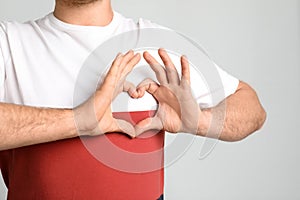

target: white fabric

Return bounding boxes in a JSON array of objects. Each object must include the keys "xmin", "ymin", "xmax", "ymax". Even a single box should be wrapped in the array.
[
  {"xmin": 0, "ymin": 11, "xmax": 239, "ymax": 111},
  {"xmin": 0, "ymin": 23, "xmax": 8, "ymax": 102}
]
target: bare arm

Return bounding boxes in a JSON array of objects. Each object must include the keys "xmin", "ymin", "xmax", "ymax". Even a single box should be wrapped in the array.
[
  {"xmin": 199, "ymin": 81, "xmax": 266, "ymax": 141},
  {"xmin": 0, "ymin": 104, "xmax": 76, "ymax": 150},
  {"xmin": 135, "ymin": 49, "xmax": 266, "ymax": 142},
  {"xmin": 0, "ymin": 50, "xmax": 141, "ymax": 151}
]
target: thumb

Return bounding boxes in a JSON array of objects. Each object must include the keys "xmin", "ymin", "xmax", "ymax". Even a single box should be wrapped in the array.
[
  {"xmin": 113, "ymin": 119, "xmax": 136, "ymax": 138},
  {"xmin": 135, "ymin": 116, "xmax": 163, "ymax": 137}
]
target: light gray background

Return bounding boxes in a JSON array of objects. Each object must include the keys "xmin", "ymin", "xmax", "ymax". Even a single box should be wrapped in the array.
[{"xmin": 0, "ymin": 0, "xmax": 299, "ymax": 199}]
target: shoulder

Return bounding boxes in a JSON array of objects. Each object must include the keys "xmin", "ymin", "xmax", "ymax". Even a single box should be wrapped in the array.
[
  {"xmin": 0, "ymin": 21, "xmax": 10, "ymax": 64},
  {"xmin": 115, "ymin": 11, "xmax": 170, "ymax": 31},
  {"xmin": 0, "ymin": 21, "xmax": 8, "ymax": 40},
  {"xmin": 0, "ymin": 19, "xmax": 39, "ymax": 39},
  {"xmin": 137, "ymin": 18, "xmax": 168, "ymax": 29}
]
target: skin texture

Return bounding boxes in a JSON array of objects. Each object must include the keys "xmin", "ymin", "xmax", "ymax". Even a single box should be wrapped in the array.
[
  {"xmin": 74, "ymin": 51, "xmax": 141, "ymax": 137},
  {"xmin": 0, "ymin": 0, "xmax": 266, "ymax": 150},
  {"xmin": 58, "ymin": 0, "xmax": 101, "ymax": 7},
  {"xmin": 54, "ymin": 0, "xmax": 113, "ymax": 26},
  {"xmin": 134, "ymin": 49, "xmax": 266, "ymax": 141},
  {"xmin": 135, "ymin": 50, "xmax": 200, "ymax": 135}
]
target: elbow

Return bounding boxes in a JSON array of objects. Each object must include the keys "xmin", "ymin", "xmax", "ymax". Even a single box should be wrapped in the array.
[
  {"xmin": 222, "ymin": 133, "xmax": 250, "ymax": 142},
  {"xmin": 229, "ymin": 106, "xmax": 267, "ymax": 142},
  {"xmin": 236, "ymin": 82, "xmax": 267, "ymax": 141},
  {"xmin": 256, "ymin": 106, "xmax": 267, "ymax": 131},
  {"xmin": 221, "ymin": 105, "xmax": 267, "ymax": 143}
]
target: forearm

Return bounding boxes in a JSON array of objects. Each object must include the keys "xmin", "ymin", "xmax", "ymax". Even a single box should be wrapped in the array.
[
  {"xmin": 198, "ymin": 81, "xmax": 266, "ymax": 141},
  {"xmin": 0, "ymin": 103, "xmax": 78, "ymax": 150}
]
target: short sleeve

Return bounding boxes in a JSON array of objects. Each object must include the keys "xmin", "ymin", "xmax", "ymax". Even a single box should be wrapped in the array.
[
  {"xmin": 191, "ymin": 63, "xmax": 239, "ymax": 109},
  {"xmin": 0, "ymin": 50, "xmax": 4, "ymax": 80},
  {"xmin": 0, "ymin": 23, "xmax": 6, "ymax": 101},
  {"xmin": 137, "ymin": 19, "xmax": 239, "ymax": 108},
  {"xmin": 216, "ymin": 64, "xmax": 239, "ymax": 99}
]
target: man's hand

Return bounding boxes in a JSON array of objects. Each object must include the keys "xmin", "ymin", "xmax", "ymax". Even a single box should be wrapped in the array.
[
  {"xmin": 0, "ymin": 50, "xmax": 141, "ymax": 150},
  {"xmin": 134, "ymin": 49, "xmax": 203, "ymax": 136},
  {"xmin": 74, "ymin": 50, "xmax": 141, "ymax": 138},
  {"xmin": 133, "ymin": 49, "xmax": 266, "ymax": 141}
]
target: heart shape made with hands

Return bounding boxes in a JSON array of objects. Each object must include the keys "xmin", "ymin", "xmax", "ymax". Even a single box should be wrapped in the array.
[
  {"xmin": 74, "ymin": 49, "xmax": 201, "ymax": 139},
  {"xmin": 111, "ymin": 49, "xmax": 201, "ymax": 138}
]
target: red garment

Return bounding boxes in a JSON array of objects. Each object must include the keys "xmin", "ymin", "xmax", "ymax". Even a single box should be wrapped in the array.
[{"xmin": 0, "ymin": 111, "xmax": 164, "ymax": 200}]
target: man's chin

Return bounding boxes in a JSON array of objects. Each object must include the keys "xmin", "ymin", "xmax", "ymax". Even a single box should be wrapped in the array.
[{"xmin": 58, "ymin": 0, "xmax": 101, "ymax": 7}]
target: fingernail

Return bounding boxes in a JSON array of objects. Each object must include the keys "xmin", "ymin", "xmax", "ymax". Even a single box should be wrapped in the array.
[{"xmin": 182, "ymin": 55, "xmax": 188, "ymax": 60}]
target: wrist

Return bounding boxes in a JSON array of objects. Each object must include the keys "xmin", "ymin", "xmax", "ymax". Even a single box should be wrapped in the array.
[{"xmin": 196, "ymin": 109, "xmax": 212, "ymax": 136}]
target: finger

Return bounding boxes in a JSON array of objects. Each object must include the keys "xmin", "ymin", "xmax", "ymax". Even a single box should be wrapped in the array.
[
  {"xmin": 106, "ymin": 53, "xmax": 124, "ymax": 78},
  {"xmin": 123, "ymin": 81, "xmax": 138, "ymax": 98},
  {"xmin": 102, "ymin": 53, "xmax": 124, "ymax": 89},
  {"xmin": 135, "ymin": 116, "xmax": 163, "ymax": 137},
  {"xmin": 122, "ymin": 53, "xmax": 141, "ymax": 76},
  {"xmin": 136, "ymin": 78, "xmax": 160, "ymax": 98},
  {"xmin": 181, "ymin": 55, "xmax": 191, "ymax": 86},
  {"xmin": 113, "ymin": 119, "xmax": 136, "ymax": 138},
  {"xmin": 104, "ymin": 51, "xmax": 139, "ymax": 95},
  {"xmin": 158, "ymin": 48, "xmax": 180, "ymax": 85},
  {"xmin": 143, "ymin": 51, "xmax": 168, "ymax": 85},
  {"xmin": 119, "ymin": 50, "xmax": 135, "ymax": 72}
]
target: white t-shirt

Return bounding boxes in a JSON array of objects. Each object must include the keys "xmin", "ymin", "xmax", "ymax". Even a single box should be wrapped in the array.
[
  {"xmin": 0, "ymin": 11, "xmax": 240, "ymax": 200},
  {"xmin": 0, "ymin": 11, "xmax": 238, "ymax": 111}
]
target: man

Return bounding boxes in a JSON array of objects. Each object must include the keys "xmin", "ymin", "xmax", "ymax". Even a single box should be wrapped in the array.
[{"xmin": 0, "ymin": 0, "xmax": 266, "ymax": 199}]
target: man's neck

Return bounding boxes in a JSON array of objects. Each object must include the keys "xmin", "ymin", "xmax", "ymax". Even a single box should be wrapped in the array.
[{"xmin": 53, "ymin": 0, "xmax": 113, "ymax": 26}]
